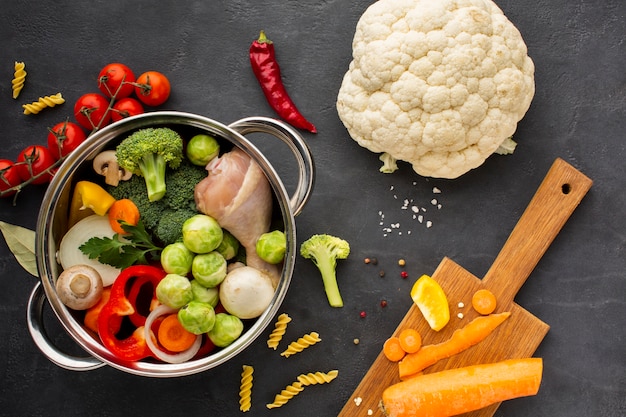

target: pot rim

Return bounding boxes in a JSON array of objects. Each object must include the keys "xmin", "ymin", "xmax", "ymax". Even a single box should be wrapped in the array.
[{"xmin": 35, "ymin": 111, "xmax": 301, "ymax": 377}]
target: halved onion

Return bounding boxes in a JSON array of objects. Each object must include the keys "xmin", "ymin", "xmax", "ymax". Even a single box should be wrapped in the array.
[{"xmin": 144, "ymin": 304, "xmax": 202, "ymax": 364}]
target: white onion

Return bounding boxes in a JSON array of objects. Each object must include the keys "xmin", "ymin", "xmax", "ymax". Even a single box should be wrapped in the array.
[{"xmin": 144, "ymin": 304, "xmax": 202, "ymax": 364}]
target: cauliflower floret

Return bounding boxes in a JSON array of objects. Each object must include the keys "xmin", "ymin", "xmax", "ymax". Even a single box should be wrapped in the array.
[{"xmin": 336, "ymin": 0, "xmax": 535, "ymax": 178}]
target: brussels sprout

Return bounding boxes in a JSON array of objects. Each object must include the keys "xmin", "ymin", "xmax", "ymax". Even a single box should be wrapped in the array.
[
  {"xmin": 256, "ymin": 230, "xmax": 287, "ymax": 264},
  {"xmin": 216, "ymin": 230, "xmax": 240, "ymax": 261},
  {"xmin": 207, "ymin": 313, "xmax": 244, "ymax": 347},
  {"xmin": 156, "ymin": 273, "xmax": 193, "ymax": 309},
  {"xmin": 182, "ymin": 214, "xmax": 223, "ymax": 254},
  {"xmin": 192, "ymin": 251, "xmax": 227, "ymax": 288},
  {"xmin": 178, "ymin": 301, "xmax": 216, "ymax": 334},
  {"xmin": 160, "ymin": 242, "xmax": 194, "ymax": 275},
  {"xmin": 190, "ymin": 279, "xmax": 219, "ymax": 307},
  {"xmin": 186, "ymin": 134, "xmax": 220, "ymax": 166}
]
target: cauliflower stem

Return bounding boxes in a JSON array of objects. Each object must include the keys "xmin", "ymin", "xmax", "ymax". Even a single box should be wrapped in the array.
[{"xmin": 300, "ymin": 234, "xmax": 350, "ymax": 308}]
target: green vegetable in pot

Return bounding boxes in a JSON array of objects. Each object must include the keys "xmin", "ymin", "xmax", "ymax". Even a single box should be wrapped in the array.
[
  {"xmin": 207, "ymin": 313, "xmax": 244, "ymax": 347},
  {"xmin": 216, "ymin": 230, "xmax": 240, "ymax": 261},
  {"xmin": 256, "ymin": 230, "xmax": 286, "ymax": 264},
  {"xmin": 115, "ymin": 127, "xmax": 184, "ymax": 202},
  {"xmin": 191, "ymin": 251, "xmax": 227, "ymax": 288},
  {"xmin": 190, "ymin": 280, "xmax": 219, "ymax": 307},
  {"xmin": 300, "ymin": 234, "xmax": 350, "ymax": 308},
  {"xmin": 178, "ymin": 301, "xmax": 216, "ymax": 334},
  {"xmin": 156, "ymin": 273, "xmax": 193, "ymax": 309},
  {"xmin": 186, "ymin": 134, "xmax": 220, "ymax": 166},
  {"xmin": 161, "ymin": 242, "xmax": 194, "ymax": 275},
  {"xmin": 182, "ymin": 214, "xmax": 223, "ymax": 254}
]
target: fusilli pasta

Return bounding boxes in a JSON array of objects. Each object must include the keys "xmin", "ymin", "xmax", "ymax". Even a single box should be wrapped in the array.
[
  {"xmin": 267, "ymin": 313, "xmax": 292, "ymax": 350},
  {"xmin": 239, "ymin": 364, "xmax": 254, "ymax": 412},
  {"xmin": 280, "ymin": 331, "xmax": 321, "ymax": 358},
  {"xmin": 297, "ymin": 370, "xmax": 339, "ymax": 386},
  {"xmin": 265, "ymin": 381, "xmax": 304, "ymax": 409},
  {"xmin": 22, "ymin": 93, "xmax": 65, "ymax": 115},
  {"xmin": 12, "ymin": 61, "xmax": 26, "ymax": 99}
]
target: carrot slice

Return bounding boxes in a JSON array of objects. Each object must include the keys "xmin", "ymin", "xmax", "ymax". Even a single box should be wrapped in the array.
[
  {"xmin": 157, "ymin": 314, "xmax": 197, "ymax": 353},
  {"xmin": 383, "ymin": 336, "xmax": 406, "ymax": 362},
  {"xmin": 381, "ymin": 358, "xmax": 543, "ymax": 417},
  {"xmin": 472, "ymin": 288, "xmax": 497, "ymax": 315},
  {"xmin": 84, "ymin": 287, "xmax": 112, "ymax": 333},
  {"xmin": 108, "ymin": 198, "xmax": 140, "ymax": 234},
  {"xmin": 398, "ymin": 328, "xmax": 422, "ymax": 354},
  {"xmin": 398, "ymin": 311, "xmax": 511, "ymax": 379}
]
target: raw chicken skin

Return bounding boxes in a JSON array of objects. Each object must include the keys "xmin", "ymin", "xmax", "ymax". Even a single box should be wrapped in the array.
[{"xmin": 194, "ymin": 148, "xmax": 281, "ymax": 286}]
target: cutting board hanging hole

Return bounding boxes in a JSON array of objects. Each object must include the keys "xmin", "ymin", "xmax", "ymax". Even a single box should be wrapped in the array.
[{"xmin": 562, "ymin": 183, "xmax": 571, "ymax": 194}]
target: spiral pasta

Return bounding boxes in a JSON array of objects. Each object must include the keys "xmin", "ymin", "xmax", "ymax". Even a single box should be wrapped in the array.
[
  {"xmin": 239, "ymin": 365, "xmax": 254, "ymax": 412},
  {"xmin": 22, "ymin": 93, "xmax": 65, "ymax": 115},
  {"xmin": 297, "ymin": 370, "xmax": 339, "ymax": 386},
  {"xmin": 265, "ymin": 381, "xmax": 304, "ymax": 409},
  {"xmin": 267, "ymin": 313, "xmax": 292, "ymax": 350},
  {"xmin": 12, "ymin": 61, "xmax": 26, "ymax": 99},
  {"xmin": 280, "ymin": 331, "xmax": 321, "ymax": 358}
]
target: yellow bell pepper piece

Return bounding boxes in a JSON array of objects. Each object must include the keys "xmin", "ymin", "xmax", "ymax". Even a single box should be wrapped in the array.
[{"xmin": 68, "ymin": 181, "xmax": 116, "ymax": 228}]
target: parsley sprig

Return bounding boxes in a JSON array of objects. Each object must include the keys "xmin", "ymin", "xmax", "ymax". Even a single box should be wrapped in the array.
[{"xmin": 79, "ymin": 220, "xmax": 162, "ymax": 269}]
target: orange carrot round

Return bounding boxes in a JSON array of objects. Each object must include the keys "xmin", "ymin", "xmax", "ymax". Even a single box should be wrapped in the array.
[
  {"xmin": 157, "ymin": 314, "xmax": 197, "ymax": 353},
  {"xmin": 472, "ymin": 288, "xmax": 497, "ymax": 315},
  {"xmin": 83, "ymin": 287, "xmax": 112, "ymax": 333},
  {"xmin": 398, "ymin": 328, "xmax": 422, "ymax": 354},
  {"xmin": 108, "ymin": 198, "xmax": 140, "ymax": 234},
  {"xmin": 383, "ymin": 336, "xmax": 406, "ymax": 362}
]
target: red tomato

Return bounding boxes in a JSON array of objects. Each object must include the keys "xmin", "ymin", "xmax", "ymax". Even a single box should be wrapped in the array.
[
  {"xmin": 47, "ymin": 121, "xmax": 87, "ymax": 159},
  {"xmin": 0, "ymin": 159, "xmax": 22, "ymax": 197},
  {"xmin": 134, "ymin": 71, "xmax": 171, "ymax": 106},
  {"xmin": 98, "ymin": 63, "xmax": 136, "ymax": 98},
  {"xmin": 74, "ymin": 93, "xmax": 111, "ymax": 130},
  {"xmin": 111, "ymin": 97, "xmax": 144, "ymax": 122},
  {"xmin": 16, "ymin": 145, "xmax": 57, "ymax": 184}
]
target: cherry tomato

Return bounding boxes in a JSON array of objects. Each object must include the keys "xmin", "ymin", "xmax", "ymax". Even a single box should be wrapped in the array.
[
  {"xmin": 135, "ymin": 71, "xmax": 171, "ymax": 106},
  {"xmin": 74, "ymin": 93, "xmax": 111, "ymax": 130},
  {"xmin": 16, "ymin": 145, "xmax": 57, "ymax": 184},
  {"xmin": 111, "ymin": 97, "xmax": 144, "ymax": 122},
  {"xmin": 47, "ymin": 121, "xmax": 87, "ymax": 159},
  {"xmin": 98, "ymin": 63, "xmax": 136, "ymax": 98},
  {"xmin": 0, "ymin": 159, "xmax": 22, "ymax": 197}
]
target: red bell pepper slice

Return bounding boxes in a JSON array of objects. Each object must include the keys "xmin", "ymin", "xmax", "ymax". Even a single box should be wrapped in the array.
[{"xmin": 97, "ymin": 265, "xmax": 166, "ymax": 362}]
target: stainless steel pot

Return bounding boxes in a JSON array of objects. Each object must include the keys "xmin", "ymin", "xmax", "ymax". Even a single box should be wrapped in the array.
[{"xmin": 27, "ymin": 111, "xmax": 314, "ymax": 377}]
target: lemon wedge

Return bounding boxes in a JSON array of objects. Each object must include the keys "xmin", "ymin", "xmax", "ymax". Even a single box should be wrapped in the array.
[{"xmin": 410, "ymin": 274, "xmax": 450, "ymax": 331}]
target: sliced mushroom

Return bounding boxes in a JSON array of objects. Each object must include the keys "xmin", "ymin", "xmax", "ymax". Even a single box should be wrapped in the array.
[
  {"xmin": 55, "ymin": 264, "xmax": 104, "ymax": 310},
  {"xmin": 93, "ymin": 150, "xmax": 132, "ymax": 186}
]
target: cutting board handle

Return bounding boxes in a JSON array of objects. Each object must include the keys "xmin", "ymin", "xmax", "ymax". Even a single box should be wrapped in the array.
[{"xmin": 483, "ymin": 158, "xmax": 592, "ymax": 303}]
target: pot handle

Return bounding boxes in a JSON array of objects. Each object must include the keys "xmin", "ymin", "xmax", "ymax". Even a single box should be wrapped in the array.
[
  {"xmin": 27, "ymin": 281, "xmax": 105, "ymax": 371},
  {"xmin": 228, "ymin": 117, "xmax": 315, "ymax": 216}
]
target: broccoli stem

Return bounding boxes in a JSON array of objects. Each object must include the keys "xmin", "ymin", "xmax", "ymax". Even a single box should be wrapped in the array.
[
  {"xmin": 316, "ymin": 257, "xmax": 344, "ymax": 308},
  {"xmin": 139, "ymin": 153, "xmax": 167, "ymax": 202}
]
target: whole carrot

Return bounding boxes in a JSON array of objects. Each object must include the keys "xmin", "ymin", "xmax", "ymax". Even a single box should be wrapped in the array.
[
  {"xmin": 249, "ymin": 30, "xmax": 317, "ymax": 133},
  {"xmin": 398, "ymin": 311, "xmax": 511, "ymax": 379},
  {"xmin": 381, "ymin": 358, "xmax": 543, "ymax": 417}
]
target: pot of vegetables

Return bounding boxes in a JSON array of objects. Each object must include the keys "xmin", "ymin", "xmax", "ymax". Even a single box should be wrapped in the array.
[{"xmin": 27, "ymin": 111, "xmax": 314, "ymax": 377}]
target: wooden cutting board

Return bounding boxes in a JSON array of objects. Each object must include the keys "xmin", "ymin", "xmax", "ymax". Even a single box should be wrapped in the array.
[{"xmin": 338, "ymin": 158, "xmax": 592, "ymax": 417}]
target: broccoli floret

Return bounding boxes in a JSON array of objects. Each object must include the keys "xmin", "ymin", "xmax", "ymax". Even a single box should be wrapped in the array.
[
  {"xmin": 155, "ymin": 208, "xmax": 198, "ymax": 246},
  {"xmin": 163, "ymin": 159, "xmax": 206, "ymax": 211},
  {"xmin": 115, "ymin": 127, "xmax": 184, "ymax": 202},
  {"xmin": 300, "ymin": 234, "xmax": 350, "ymax": 307},
  {"xmin": 107, "ymin": 175, "xmax": 167, "ymax": 231}
]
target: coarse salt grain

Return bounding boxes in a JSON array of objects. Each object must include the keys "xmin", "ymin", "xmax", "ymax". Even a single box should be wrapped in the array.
[
  {"xmin": 426, "ymin": 221, "xmax": 433, "ymax": 228},
  {"xmin": 431, "ymin": 198, "xmax": 438, "ymax": 205},
  {"xmin": 354, "ymin": 397, "xmax": 363, "ymax": 406},
  {"xmin": 433, "ymin": 187, "xmax": 441, "ymax": 193},
  {"xmin": 458, "ymin": 312, "xmax": 464, "ymax": 319},
  {"xmin": 368, "ymin": 410, "xmax": 373, "ymax": 415},
  {"xmin": 458, "ymin": 302, "xmax": 465, "ymax": 308}
]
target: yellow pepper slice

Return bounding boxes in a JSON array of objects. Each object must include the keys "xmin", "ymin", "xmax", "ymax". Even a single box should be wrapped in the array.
[{"xmin": 68, "ymin": 181, "xmax": 116, "ymax": 228}]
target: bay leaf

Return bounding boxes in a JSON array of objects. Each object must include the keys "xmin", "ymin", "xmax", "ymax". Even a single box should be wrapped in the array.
[{"xmin": 0, "ymin": 221, "xmax": 38, "ymax": 277}]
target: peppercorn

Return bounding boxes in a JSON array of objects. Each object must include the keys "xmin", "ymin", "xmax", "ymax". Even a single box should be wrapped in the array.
[
  {"xmin": 398, "ymin": 258, "xmax": 406, "ymax": 267},
  {"xmin": 370, "ymin": 257, "xmax": 378, "ymax": 265},
  {"xmin": 379, "ymin": 270, "xmax": 385, "ymax": 278},
  {"xmin": 360, "ymin": 311, "xmax": 367, "ymax": 318},
  {"xmin": 364, "ymin": 257, "xmax": 371, "ymax": 264},
  {"xmin": 380, "ymin": 300, "xmax": 388, "ymax": 308},
  {"xmin": 400, "ymin": 271, "xmax": 409, "ymax": 279}
]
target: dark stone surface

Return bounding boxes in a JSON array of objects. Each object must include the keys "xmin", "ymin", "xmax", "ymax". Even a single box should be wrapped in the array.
[{"xmin": 0, "ymin": 1, "xmax": 623, "ymax": 416}]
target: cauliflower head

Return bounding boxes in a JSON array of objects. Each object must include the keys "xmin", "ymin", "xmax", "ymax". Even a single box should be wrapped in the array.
[{"xmin": 336, "ymin": 0, "xmax": 535, "ymax": 178}]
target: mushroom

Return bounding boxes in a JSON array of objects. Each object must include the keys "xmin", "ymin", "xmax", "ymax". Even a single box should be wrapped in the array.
[
  {"xmin": 55, "ymin": 264, "xmax": 104, "ymax": 310},
  {"xmin": 93, "ymin": 150, "xmax": 132, "ymax": 186},
  {"xmin": 219, "ymin": 266, "xmax": 275, "ymax": 319}
]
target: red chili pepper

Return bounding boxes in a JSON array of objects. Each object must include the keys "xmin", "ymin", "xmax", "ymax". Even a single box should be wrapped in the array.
[
  {"xmin": 249, "ymin": 30, "xmax": 317, "ymax": 133},
  {"xmin": 97, "ymin": 265, "xmax": 166, "ymax": 362}
]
